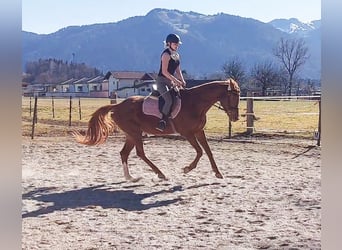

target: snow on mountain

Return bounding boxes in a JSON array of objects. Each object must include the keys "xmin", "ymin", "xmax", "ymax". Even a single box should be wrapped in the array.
[
  {"xmin": 268, "ymin": 18, "xmax": 320, "ymax": 35},
  {"xmin": 146, "ymin": 8, "xmax": 215, "ymax": 34}
]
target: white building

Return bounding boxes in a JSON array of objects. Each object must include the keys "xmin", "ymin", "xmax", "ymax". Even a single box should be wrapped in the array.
[
  {"xmin": 23, "ymin": 71, "xmax": 157, "ymax": 98},
  {"xmin": 104, "ymin": 71, "xmax": 156, "ymax": 98}
]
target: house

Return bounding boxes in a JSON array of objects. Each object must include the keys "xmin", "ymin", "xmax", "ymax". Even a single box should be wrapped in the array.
[
  {"xmin": 43, "ymin": 78, "xmax": 76, "ymax": 97},
  {"xmin": 104, "ymin": 71, "xmax": 156, "ymax": 98},
  {"xmin": 24, "ymin": 71, "xmax": 221, "ymax": 98},
  {"xmin": 40, "ymin": 76, "xmax": 106, "ymax": 97},
  {"xmin": 88, "ymin": 76, "xmax": 109, "ymax": 98},
  {"xmin": 73, "ymin": 77, "xmax": 90, "ymax": 93},
  {"xmin": 60, "ymin": 78, "xmax": 76, "ymax": 94},
  {"xmin": 22, "ymin": 82, "xmax": 46, "ymax": 97},
  {"xmin": 104, "ymin": 72, "xmax": 221, "ymax": 98},
  {"xmin": 23, "ymin": 72, "xmax": 152, "ymax": 98}
]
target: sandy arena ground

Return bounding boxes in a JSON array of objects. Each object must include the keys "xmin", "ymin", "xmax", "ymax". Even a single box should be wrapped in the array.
[{"xmin": 22, "ymin": 135, "xmax": 321, "ymax": 250}]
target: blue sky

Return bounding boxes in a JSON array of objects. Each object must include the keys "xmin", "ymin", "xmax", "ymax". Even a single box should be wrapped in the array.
[{"xmin": 22, "ymin": 0, "xmax": 321, "ymax": 34}]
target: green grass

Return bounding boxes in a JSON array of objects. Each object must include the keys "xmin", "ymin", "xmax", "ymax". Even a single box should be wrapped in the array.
[
  {"xmin": 22, "ymin": 97, "xmax": 320, "ymax": 138},
  {"xmin": 206, "ymin": 99, "xmax": 319, "ymax": 138}
]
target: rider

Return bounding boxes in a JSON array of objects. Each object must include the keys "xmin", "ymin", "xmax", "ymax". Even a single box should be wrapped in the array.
[{"xmin": 156, "ymin": 33, "xmax": 186, "ymax": 131}]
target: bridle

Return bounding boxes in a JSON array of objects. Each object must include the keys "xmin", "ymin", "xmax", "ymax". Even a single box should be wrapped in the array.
[
  {"xmin": 214, "ymin": 80, "xmax": 240, "ymax": 112},
  {"xmin": 226, "ymin": 82, "xmax": 240, "ymax": 112}
]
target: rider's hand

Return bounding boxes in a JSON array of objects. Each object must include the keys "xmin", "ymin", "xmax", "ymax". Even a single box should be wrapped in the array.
[{"xmin": 179, "ymin": 81, "xmax": 186, "ymax": 89}]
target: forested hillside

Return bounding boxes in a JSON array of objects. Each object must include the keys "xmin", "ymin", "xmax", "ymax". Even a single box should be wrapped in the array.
[{"xmin": 23, "ymin": 58, "xmax": 103, "ymax": 84}]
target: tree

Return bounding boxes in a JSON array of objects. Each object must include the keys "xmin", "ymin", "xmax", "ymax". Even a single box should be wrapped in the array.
[
  {"xmin": 181, "ymin": 69, "xmax": 193, "ymax": 80},
  {"xmin": 222, "ymin": 57, "xmax": 246, "ymax": 83},
  {"xmin": 251, "ymin": 61, "xmax": 279, "ymax": 96},
  {"xmin": 277, "ymin": 68, "xmax": 290, "ymax": 95},
  {"xmin": 24, "ymin": 58, "xmax": 103, "ymax": 84},
  {"xmin": 273, "ymin": 37, "xmax": 309, "ymax": 95}
]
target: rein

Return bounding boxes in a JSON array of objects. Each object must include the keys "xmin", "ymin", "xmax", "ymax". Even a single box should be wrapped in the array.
[
  {"xmin": 157, "ymin": 86, "xmax": 181, "ymax": 99},
  {"xmin": 214, "ymin": 102, "xmax": 224, "ymax": 110}
]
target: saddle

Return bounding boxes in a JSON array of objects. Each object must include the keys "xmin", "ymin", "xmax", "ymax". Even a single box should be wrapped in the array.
[{"xmin": 142, "ymin": 89, "xmax": 181, "ymax": 119}]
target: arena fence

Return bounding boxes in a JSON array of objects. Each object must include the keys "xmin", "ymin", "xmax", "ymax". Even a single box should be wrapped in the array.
[
  {"xmin": 237, "ymin": 93, "xmax": 321, "ymax": 145},
  {"xmin": 23, "ymin": 94, "xmax": 321, "ymax": 145}
]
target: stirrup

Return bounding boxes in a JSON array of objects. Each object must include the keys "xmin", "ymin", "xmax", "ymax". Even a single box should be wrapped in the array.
[{"xmin": 156, "ymin": 119, "xmax": 166, "ymax": 131}]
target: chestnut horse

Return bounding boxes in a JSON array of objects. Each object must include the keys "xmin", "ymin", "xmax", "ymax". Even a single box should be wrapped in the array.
[{"xmin": 74, "ymin": 78, "xmax": 240, "ymax": 181}]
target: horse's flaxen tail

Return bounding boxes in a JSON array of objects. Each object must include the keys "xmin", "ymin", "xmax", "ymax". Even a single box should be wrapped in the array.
[{"xmin": 73, "ymin": 104, "xmax": 116, "ymax": 145}]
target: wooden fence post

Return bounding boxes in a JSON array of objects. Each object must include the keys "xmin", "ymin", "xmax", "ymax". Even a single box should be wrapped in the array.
[
  {"xmin": 31, "ymin": 95, "xmax": 38, "ymax": 139},
  {"xmin": 69, "ymin": 96, "xmax": 72, "ymax": 126},
  {"xmin": 246, "ymin": 91, "xmax": 254, "ymax": 135},
  {"xmin": 110, "ymin": 91, "xmax": 117, "ymax": 104},
  {"xmin": 317, "ymin": 98, "xmax": 321, "ymax": 146},
  {"xmin": 78, "ymin": 97, "xmax": 82, "ymax": 120},
  {"xmin": 51, "ymin": 96, "xmax": 55, "ymax": 118},
  {"xmin": 29, "ymin": 96, "xmax": 32, "ymax": 117}
]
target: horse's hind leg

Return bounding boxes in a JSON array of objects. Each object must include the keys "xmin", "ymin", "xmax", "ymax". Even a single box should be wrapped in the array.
[
  {"xmin": 183, "ymin": 134, "xmax": 203, "ymax": 174},
  {"xmin": 134, "ymin": 138, "xmax": 167, "ymax": 180},
  {"xmin": 195, "ymin": 130, "xmax": 223, "ymax": 178},
  {"xmin": 120, "ymin": 137, "xmax": 141, "ymax": 182}
]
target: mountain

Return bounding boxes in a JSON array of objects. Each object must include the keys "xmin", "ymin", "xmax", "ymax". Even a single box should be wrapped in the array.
[
  {"xmin": 269, "ymin": 18, "xmax": 321, "ymax": 79},
  {"xmin": 269, "ymin": 18, "xmax": 320, "ymax": 35},
  {"xmin": 22, "ymin": 8, "xmax": 321, "ymax": 79}
]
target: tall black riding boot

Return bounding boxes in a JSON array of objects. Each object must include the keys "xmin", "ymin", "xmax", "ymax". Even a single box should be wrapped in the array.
[{"xmin": 157, "ymin": 114, "xmax": 168, "ymax": 131}]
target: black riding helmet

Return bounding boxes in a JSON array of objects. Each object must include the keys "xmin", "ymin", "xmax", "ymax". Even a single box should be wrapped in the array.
[{"xmin": 165, "ymin": 33, "xmax": 182, "ymax": 44}]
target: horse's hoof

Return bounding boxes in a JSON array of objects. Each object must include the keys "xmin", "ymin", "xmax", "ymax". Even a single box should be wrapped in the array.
[
  {"xmin": 215, "ymin": 173, "xmax": 224, "ymax": 179},
  {"xmin": 158, "ymin": 173, "xmax": 168, "ymax": 180},
  {"xmin": 128, "ymin": 177, "xmax": 142, "ymax": 183},
  {"xmin": 183, "ymin": 166, "xmax": 191, "ymax": 174}
]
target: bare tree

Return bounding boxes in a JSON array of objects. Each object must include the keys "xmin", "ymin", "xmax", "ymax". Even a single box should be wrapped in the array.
[
  {"xmin": 277, "ymin": 68, "xmax": 290, "ymax": 95},
  {"xmin": 251, "ymin": 61, "xmax": 279, "ymax": 96},
  {"xmin": 24, "ymin": 58, "xmax": 103, "ymax": 84},
  {"xmin": 181, "ymin": 69, "xmax": 193, "ymax": 80},
  {"xmin": 222, "ymin": 57, "xmax": 246, "ymax": 83},
  {"xmin": 273, "ymin": 37, "xmax": 309, "ymax": 95}
]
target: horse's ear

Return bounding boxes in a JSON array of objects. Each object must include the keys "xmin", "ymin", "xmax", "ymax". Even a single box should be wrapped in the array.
[{"xmin": 227, "ymin": 80, "xmax": 232, "ymax": 91}]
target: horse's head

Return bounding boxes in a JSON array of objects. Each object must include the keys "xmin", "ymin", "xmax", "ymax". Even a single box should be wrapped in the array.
[{"xmin": 219, "ymin": 78, "xmax": 240, "ymax": 122}]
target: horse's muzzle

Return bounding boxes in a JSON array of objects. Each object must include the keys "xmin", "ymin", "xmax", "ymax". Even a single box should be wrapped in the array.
[
  {"xmin": 231, "ymin": 117, "xmax": 239, "ymax": 122},
  {"xmin": 228, "ymin": 110, "xmax": 239, "ymax": 122}
]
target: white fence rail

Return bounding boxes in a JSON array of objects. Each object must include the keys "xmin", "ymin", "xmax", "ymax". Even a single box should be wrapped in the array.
[{"xmin": 237, "ymin": 94, "xmax": 321, "ymax": 145}]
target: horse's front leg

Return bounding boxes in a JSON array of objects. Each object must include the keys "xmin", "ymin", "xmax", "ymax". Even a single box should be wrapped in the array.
[
  {"xmin": 183, "ymin": 134, "xmax": 203, "ymax": 174},
  {"xmin": 195, "ymin": 130, "xmax": 223, "ymax": 178},
  {"xmin": 134, "ymin": 138, "xmax": 167, "ymax": 180}
]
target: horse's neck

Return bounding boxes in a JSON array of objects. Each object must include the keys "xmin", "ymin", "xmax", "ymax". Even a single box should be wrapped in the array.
[{"xmin": 189, "ymin": 82, "xmax": 224, "ymax": 112}]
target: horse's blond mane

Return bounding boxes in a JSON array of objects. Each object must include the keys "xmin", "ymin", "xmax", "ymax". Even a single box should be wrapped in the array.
[{"xmin": 185, "ymin": 79, "xmax": 240, "ymax": 95}]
